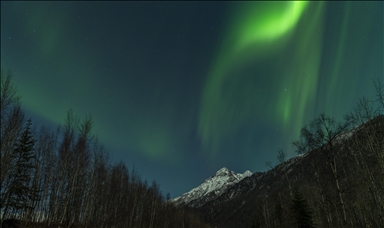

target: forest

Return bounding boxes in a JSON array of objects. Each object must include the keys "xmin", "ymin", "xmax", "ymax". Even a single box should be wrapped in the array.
[
  {"xmin": 1, "ymin": 66, "xmax": 383, "ymax": 228},
  {"xmin": 0, "ymin": 68, "xmax": 210, "ymax": 227},
  {"xmin": 193, "ymin": 79, "xmax": 383, "ymax": 228}
]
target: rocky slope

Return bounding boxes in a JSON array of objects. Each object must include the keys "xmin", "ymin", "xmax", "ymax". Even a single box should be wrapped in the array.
[{"xmin": 171, "ymin": 167, "xmax": 252, "ymax": 207}]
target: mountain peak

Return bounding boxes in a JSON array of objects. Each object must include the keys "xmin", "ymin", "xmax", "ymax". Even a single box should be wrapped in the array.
[
  {"xmin": 243, "ymin": 170, "xmax": 252, "ymax": 177},
  {"xmin": 215, "ymin": 167, "xmax": 231, "ymax": 176},
  {"xmin": 171, "ymin": 167, "xmax": 253, "ymax": 207}
]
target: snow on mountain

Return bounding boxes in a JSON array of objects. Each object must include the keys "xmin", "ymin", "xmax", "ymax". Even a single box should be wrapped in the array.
[{"xmin": 171, "ymin": 167, "xmax": 252, "ymax": 207}]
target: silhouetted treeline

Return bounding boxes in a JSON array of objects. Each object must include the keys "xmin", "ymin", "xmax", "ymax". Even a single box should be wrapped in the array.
[
  {"xmin": 194, "ymin": 79, "xmax": 383, "ymax": 228},
  {"xmin": 1, "ymin": 68, "xmax": 210, "ymax": 228},
  {"xmin": 250, "ymin": 111, "xmax": 383, "ymax": 228},
  {"xmin": 253, "ymin": 80, "xmax": 384, "ymax": 227},
  {"xmin": 256, "ymin": 82, "xmax": 383, "ymax": 228}
]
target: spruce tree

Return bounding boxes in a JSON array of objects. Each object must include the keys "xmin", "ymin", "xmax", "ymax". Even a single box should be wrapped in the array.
[
  {"xmin": 2, "ymin": 118, "xmax": 37, "ymax": 220},
  {"xmin": 290, "ymin": 187, "xmax": 315, "ymax": 228}
]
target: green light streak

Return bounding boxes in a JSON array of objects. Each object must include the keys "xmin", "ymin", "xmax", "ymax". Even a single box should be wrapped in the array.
[
  {"xmin": 198, "ymin": 2, "xmax": 326, "ymax": 157},
  {"xmin": 277, "ymin": 1, "xmax": 325, "ymax": 129},
  {"xmin": 234, "ymin": 2, "xmax": 309, "ymax": 52},
  {"xmin": 326, "ymin": 2, "xmax": 350, "ymax": 112}
]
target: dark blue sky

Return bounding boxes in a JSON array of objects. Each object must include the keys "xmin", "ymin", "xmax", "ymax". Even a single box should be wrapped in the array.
[{"xmin": 1, "ymin": 1, "xmax": 383, "ymax": 198}]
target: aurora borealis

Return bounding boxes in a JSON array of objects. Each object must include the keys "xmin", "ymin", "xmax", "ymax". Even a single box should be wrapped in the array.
[{"xmin": 1, "ymin": 1, "xmax": 383, "ymax": 198}]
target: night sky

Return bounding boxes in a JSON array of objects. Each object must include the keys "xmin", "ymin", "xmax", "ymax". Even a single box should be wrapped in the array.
[{"xmin": 1, "ymin": 1, "xmax": 383, "ymax": 198}]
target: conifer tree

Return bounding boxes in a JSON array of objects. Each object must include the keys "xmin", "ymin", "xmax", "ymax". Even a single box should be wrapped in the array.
[
  {"xmin": 290, "ymin": 187, "xmax": 315, "ymax": 228},
  {"xmin": 2, "ymin": 118, "xmax": 37, "ymax": 220}
]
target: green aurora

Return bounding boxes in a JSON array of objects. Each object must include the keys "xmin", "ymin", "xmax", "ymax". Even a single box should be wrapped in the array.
[
  {"xmin": 199, "ymin": 2, "xmax": 323, "ymax": 156},
  {"xmin": 198, "ymin": 1, "xmax": 381, "ymax": 157},
  {"xmin": 1, "ymin": 1, "xmax": 382, "ymax": 197}
]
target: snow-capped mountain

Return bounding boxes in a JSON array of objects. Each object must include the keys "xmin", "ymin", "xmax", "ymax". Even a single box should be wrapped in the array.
[{"xmin": 171, "ymin": 167, "xmax": 252, "ymax": 207}]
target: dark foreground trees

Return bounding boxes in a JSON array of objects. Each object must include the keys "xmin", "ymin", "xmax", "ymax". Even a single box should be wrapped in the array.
[
  {"xmin": 290, "ymin": 79, "xmax": 384, "ymax": 227},
  {"xmin": 1, "ymin": 119, "xmax": 38, "ymax": 224},
  {"xmin": 0, "ymin": 68, "xmax": 210, "ymax": 227},
  {"xmin": 249, "ymin": 79, "xmax": 383, "ymax": 228},
  {"xmin": 290, "ymin": 188, "xmax": 315, "ymax": 228}
]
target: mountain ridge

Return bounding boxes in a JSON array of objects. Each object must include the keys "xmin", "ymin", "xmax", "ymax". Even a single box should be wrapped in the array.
[{"xmin": 171, "ymin": 167, "xmax": 252, "ymax": 207}]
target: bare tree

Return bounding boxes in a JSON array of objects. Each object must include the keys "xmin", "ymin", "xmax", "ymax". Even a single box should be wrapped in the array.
[
  {"xmin": 293, "ymin": 113, "xmax": 350, "ymax": 226},
  {"xmin": 33, "ymin": 125, "xmax": 58, "ymax": 223},
  {"xmin": 0, "ymin": 68, "xmax": 21, "ymax": 116},
  {"xmin": 343, "ymin": 79, "xmax": 384, "ymax": 226},
  {"xmin": 276, "ymin": 149, "xmax": 292, "ymax": 198},
  {"xmin": 1, "ymin": 107, "xmax": 25, "ymax": 205},
  {"xmin": 1, "ymin": 70, "xmax": 24, "ymax": 223}
]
